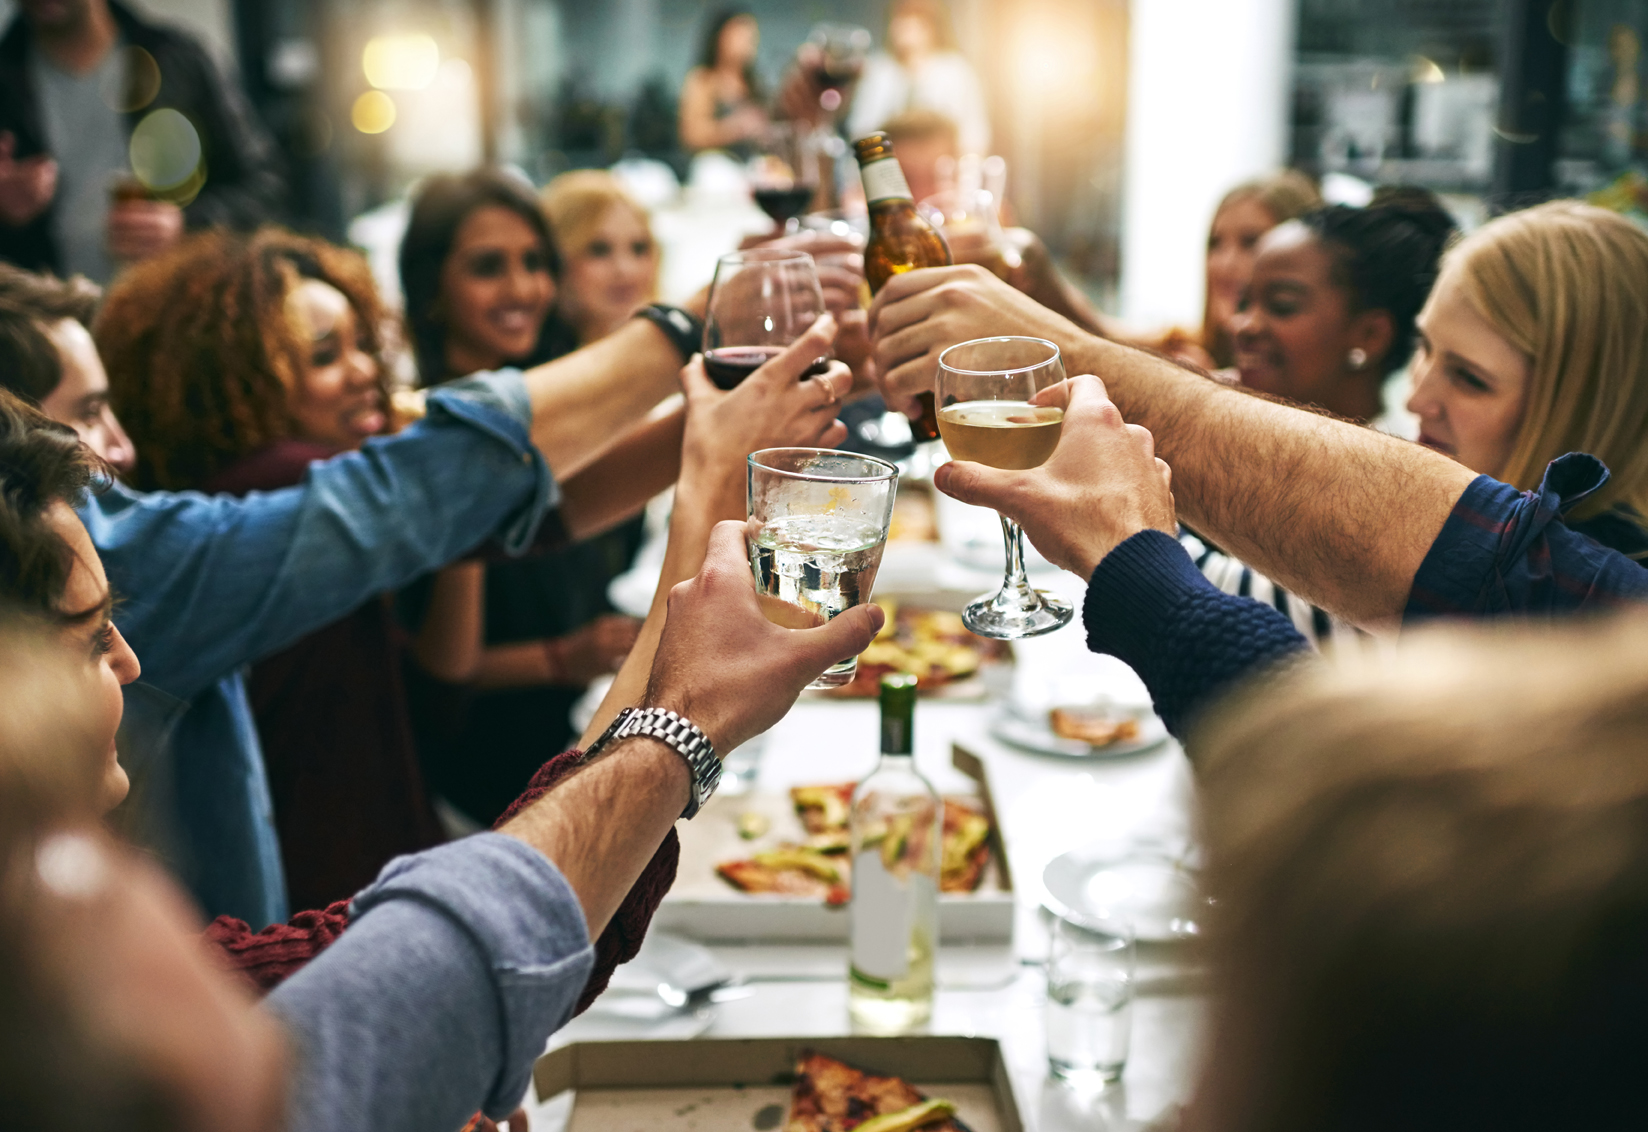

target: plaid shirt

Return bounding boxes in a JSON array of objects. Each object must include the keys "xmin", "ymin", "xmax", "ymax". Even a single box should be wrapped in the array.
[{"xmin": 1408, "ymin": 453, "xmax": 1648, "ymax": 617}]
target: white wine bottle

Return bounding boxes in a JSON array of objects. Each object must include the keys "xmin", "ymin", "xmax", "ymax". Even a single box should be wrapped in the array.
[
  {"xmin": 848, "ymin": 672, "xmax": 940, "ymax": 1032},
  {"xmin": 853, "ymin": 132, "xmax": 952, "ymax": 442}
]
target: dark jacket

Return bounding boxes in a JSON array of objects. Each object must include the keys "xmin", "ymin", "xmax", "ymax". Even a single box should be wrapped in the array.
[{"xmin": 0, "ymin": 0, "xmax": 285, "ymax": 273}]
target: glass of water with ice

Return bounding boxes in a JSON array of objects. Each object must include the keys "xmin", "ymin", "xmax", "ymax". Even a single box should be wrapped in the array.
[
  {"xmin": 1045, "ymin": 912, "xmax": 1135, "ymax": 1087},
  {"xmin": 747, "ymin": 447, "xmax": 899, "ymax": 690}
]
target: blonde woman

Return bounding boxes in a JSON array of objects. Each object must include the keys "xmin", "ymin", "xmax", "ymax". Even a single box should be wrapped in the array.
[
  {"xmin": 1407, "ymin": 200, "xmax": 1648, "ymax": 551},
  {"xmin": 541, "ymin": 171, "xmax": 660, "ymax": 346},
  {"xmin": 1193, "ymin": 199, "xmax": 1648, "ymax": 645}
]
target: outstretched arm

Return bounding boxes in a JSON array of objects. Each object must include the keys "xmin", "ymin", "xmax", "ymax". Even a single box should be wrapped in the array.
[
  {"xmin": 581, "ymin": 316, "xmax": 853, "ymax": 745},
  {"xmin": 870, "ymin": 266, "xmax": 1476, "ymax": 624},
  {"xmin": 932, "ymin": 374, "xmax": 1312, "ymax": 738}
]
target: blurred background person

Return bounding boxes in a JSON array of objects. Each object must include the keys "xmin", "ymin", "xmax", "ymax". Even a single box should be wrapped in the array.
[
  {"xmin": 1230, "ymin": 187, "xmax": 1456, "ymax": 427},
  {"xmin": 678, "ymin": 8, "xmax": 768, "ymax": 156},
  {"xmin": 0, "ymin": 0, "xmax": 284, "ymax": 283},
  {"xmin": 0, "ymin": 263, "xmax": 133, "ymax": 471},
  {"xmin": 1195, "ymin": 171, "xmax": 1322, "ymax": 369},
  {"xmin": 1192, "ymin": 615, "xmax": 1648, "ymax": 1131},
  {"xmin": 847, "ymin": 0, "xmax": 989, "ymax": 156},
  {"xmin": 96, "ymin": 227, "xmax": 450, "ymax": 912},
  {"xmin": 398, "ymin": 166, "xmax": 643, "ymax": 829},
  {"xmin": 540, "ymin": 169, "xmax": 660, "ymax": 347},
  {"xmin": 882, "ymin": 108, "xmax": 960, "ymax": 210}
]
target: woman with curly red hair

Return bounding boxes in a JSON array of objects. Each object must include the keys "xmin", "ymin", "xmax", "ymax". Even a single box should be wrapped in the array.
[{"xmin": 98, "ymin": 227, "xmax": 446, "ymax": 911}]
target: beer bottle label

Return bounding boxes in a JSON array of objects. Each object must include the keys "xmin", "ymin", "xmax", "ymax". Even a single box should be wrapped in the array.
[{"xmin": 861, "ymin": 156, "xmax": 914, "ymax": 205}]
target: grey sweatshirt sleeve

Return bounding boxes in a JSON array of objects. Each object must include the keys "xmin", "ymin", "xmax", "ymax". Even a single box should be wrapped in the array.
[{"xmin": 265, "ymin": 834, "xmax": 593, "ymax": 1132}]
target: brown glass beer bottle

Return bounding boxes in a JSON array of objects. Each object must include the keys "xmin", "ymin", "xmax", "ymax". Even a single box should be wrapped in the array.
[{"xmin": 853, "ymin": 133, "xmax": 951, "ymax": 442}]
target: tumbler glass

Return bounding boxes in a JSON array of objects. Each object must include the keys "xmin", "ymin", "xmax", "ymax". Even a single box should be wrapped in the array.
[{"xmin": 1045, "ymin": 913, "xmax": 1135, "ymax": 1086}]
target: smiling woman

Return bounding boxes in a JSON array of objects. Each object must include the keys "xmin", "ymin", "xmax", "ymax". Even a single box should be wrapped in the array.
[{"xmin": 94, "ymin": 228, "xmax": 451, "ymax": 912}]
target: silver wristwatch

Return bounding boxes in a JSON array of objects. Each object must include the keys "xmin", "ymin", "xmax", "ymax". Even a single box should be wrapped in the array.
[{"xmin": 586, "ymin": 706, "xmax": 721, "ymax": 819}]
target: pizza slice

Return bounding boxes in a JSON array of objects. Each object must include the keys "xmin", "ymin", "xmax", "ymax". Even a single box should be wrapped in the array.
[
  {"xmin": 939, "ymin": 799, "xmax": 992, "ymax": 894},
  {"xmin": 785, "ymin": 1052, "xmax": 962, "ymax": 1132},
  {"xmin": 716, "ymin": 848, "xmax": 850, "ymax": 905}
]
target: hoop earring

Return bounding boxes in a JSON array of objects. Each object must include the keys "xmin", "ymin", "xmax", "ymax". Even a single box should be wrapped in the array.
[{"xmin": 1347, "ymin": 347, "xmax": 1368, "ymax": 371}]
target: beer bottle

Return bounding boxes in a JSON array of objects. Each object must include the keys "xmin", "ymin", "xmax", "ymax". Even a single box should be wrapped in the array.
[{"xmin": 853, "ymin": 133, "xmax": 951, "ymax": 442}]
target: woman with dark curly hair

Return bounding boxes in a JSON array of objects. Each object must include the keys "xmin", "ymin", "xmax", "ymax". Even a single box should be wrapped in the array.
[{"xmin": 98, "ymin": 227, "xmax": 448, "ymax": 911}]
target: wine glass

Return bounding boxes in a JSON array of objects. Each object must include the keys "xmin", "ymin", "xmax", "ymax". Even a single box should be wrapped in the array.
[
  {"xmin": 703, "ymin": 249, "xmax": 827, "ymax": 389},
  {"xmin": 748, "ymin": 122, "xmax": 820, "ymax": 235},
  {"xmin": 805, "ymin": 22, "xmax": 870, "ymax": 115},
  {"xmin": 935, "ymin": 336, "xmax": 1073, "ymax": 639}
]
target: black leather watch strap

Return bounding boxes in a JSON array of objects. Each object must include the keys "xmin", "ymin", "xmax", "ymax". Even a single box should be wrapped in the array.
[{"xmin": 634, "ymin": 303, "xmax": 705, "ymax": 363}]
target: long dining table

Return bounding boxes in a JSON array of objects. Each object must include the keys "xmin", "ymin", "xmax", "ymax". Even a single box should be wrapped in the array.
[{"xmin": 530, "ymin": 519, "xmax": 1208, "ymax": 1131}]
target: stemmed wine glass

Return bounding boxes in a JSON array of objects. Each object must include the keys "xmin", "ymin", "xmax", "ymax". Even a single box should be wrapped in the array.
[
  {"xmin": 748, "ymin": 122, "xmax": 820, "ymax": 235},
  {"xmin": 805, "ymin": 23, "xmax": 870, "ymax": 115},
  {"xmin": 935, "ymin": 336, "xmax": 1073, "ymax": 638},
  {"xmin": 703, "ymin": 249, "xmax": 827, "ymax": 389}
]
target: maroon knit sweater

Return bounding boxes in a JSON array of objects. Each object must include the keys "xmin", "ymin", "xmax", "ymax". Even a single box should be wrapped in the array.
[{"xmin": 204, "ymin": 746, "xmax": 682, "ymax": 1015}]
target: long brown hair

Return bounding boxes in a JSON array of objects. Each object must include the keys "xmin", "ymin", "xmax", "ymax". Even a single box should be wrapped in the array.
[
  {"xmin": 1447, "ymin": 201, "xmax": 1648, "ymax": 514},
  {"xmin": 96, "ymin": 228, "xmax": 391, "ymax": 492}
]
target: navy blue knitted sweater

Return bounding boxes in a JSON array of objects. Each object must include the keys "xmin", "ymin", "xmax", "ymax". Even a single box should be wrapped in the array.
[{"xmin": 1083, "ymin": 529, "xmax": 1311, "ymax": 740}]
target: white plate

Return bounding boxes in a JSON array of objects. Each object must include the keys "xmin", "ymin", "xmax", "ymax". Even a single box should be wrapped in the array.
[
  {"xmin": 1043, "ymin": 846, "xmax": 1205, "ymax": 942},
  {"xmin": 990, "ymin": 704, "xmax": 1169, "ymax": 759}
]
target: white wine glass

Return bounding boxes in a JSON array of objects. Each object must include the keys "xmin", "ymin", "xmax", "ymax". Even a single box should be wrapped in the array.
[{"xmin": 935, "ymin": 336, "xmax": 1073, "ymax": 639}]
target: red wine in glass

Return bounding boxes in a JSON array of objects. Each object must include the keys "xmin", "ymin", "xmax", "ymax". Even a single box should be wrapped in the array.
[
  {"xmin": 704, "ymin": 346, "xmax": 831, "ymax": 390},
  {"xmin": 815, "ymin": 60, "xmax": 862, "ymax": 93},
  {"xmin": 754, "ymin": 184, "xmax": 817, "ymax": 228}
]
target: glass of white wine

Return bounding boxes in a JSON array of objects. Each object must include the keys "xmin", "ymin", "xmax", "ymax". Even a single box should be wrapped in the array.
[{"xmin": 935, "ymin": 336, "xmax": 1073, "ymax": 639}]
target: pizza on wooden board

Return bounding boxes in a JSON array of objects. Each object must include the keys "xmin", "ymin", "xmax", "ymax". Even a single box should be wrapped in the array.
[{"xmin": 785, "ymin": 1052, "xmax": 965, "ymax": 1132}]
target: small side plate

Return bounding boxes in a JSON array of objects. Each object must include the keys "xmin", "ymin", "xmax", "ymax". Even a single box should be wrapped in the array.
[
  {"xmin": 990, "ymin": 705, "xmax": 1169, "ymax": 759},
  {"xmin": 1043, "ymin": 846, "xmax": 1205, "ymax": 942}
]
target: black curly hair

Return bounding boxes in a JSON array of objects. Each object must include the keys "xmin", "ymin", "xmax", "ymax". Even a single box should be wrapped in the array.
[{"xmin": 1300, "ymin": 187, "xmax": 1458, "ymax": 376}]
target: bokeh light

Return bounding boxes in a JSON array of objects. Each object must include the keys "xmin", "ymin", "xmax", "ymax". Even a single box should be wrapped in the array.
[
  {"xmin": 352, "ymin": 90, "xmax": 397, "ymax": 134},
  {"xmin": 129, "ymin": 108, "xmax": 202, "ymax": 191},
  {"xmin": 363, "ymin": 34, "xmax": 440, "ymax": 91}
]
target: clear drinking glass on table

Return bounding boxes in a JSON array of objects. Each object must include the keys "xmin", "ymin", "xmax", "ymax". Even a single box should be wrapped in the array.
[
  {"xmin": 1045, "ymin": 912, "xmax": 1135, "ymax": 1088},
  {"xmin": 703, "ymin": 249, "xmax": 827, "ymax": 390},
  {"xmin": 746, "ymin": 447, "xmax": 899, "ymax": 690},
  {"xmin": 935, "ymin": 336, "xmax": 1074, "ymax": 638}
]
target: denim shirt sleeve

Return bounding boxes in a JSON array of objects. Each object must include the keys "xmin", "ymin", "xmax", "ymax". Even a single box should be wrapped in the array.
[
  {"xmin": 80, "ymin": 370, "xmax": 558, "ymax": 701},
  {"xmin": 266, "ymin": 834, "xmax": 593, "ymax": 1132},
  {"xmin": 1406, "ymin": 453, "xmax": 1648, "ymax": 618}
]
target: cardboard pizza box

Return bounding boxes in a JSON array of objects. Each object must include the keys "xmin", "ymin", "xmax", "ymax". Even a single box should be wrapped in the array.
[
  {"xmin": 655, "ymin": 746, "xmax": 1014, "ymax": 943},
  {"xmin": 535, "ymin": 1035, "xmax": 1025, "ymax": 1132}
]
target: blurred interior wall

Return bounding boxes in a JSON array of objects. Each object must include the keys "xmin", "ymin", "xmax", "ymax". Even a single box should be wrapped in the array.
[{"xmin": 1119, "ymin": 0, "xmax": 1295, "ymax": 328}]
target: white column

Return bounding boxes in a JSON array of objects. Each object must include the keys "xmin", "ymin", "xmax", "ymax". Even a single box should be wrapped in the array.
[{"xmin": 1119, "ymin": 0, "xmax": 1295, "ymax": 328}]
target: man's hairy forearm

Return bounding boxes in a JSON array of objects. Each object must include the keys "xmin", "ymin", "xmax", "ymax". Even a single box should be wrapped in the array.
[
  {"xmin": 1060, "ymin": 335, "xmax": 1477, "ymax": 623},
  {"xmin": 523, "ymin": 321, "xmax": 683, "ymax": 478},
  {"xmin": 499, "ymin": 737, "xmax": 688, "ymax": 936}
]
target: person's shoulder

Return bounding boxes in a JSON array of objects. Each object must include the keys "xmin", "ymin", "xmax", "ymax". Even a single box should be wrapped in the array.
[
  {"xmin": 110, "ymin": 1, "xmax": 217, "ymax": 67},
  {"xmin": 205, "ymin": 441, "xmax": 342, "ymax": 496}
]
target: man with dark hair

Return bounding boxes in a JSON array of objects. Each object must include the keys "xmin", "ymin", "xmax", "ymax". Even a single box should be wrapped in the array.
[
  {"xmin": 0, "ymin": 0, "xmax": 284, "ymax": 281},
  {"xmin": 0, "ymin": 263, "xmax": 133, "ymax": 471}
]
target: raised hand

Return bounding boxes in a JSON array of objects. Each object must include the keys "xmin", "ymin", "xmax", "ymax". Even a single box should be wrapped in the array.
[
  {"xmin": 0, "ymin": 132, "xmax": 58, "ymax": 227},
  {"xmin": 643, "ymin": 520, "xmax": 885, "ymax": 753},
  {"xmin": 932, "ymin": 374, "xmax": 1176, "ymax": 578},
  {"xmin": 867, "ymin": 263, "xmax": 1085, "ymax": 422},
  {"xmin": 678, "ymin": 311, "xmax": 850, "ymax": 503}
]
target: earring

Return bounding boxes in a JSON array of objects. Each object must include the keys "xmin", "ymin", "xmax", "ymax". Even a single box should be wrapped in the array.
[{"xmin": 1347, "ymin": 347, "xmax": 1368, "ymax": 371}]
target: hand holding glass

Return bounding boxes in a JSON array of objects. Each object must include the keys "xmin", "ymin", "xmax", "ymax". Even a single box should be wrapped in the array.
[
  {"xmin": 935, "ymin": 336, "xmax": 1073, "ymax": 638},
  {"xmin": 747, "ymin": 448, "xmax": 898, "ymax": 689},
  {"xmin": 703, "ymin": 250, "xmax": 827, "ymax": 390}
]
